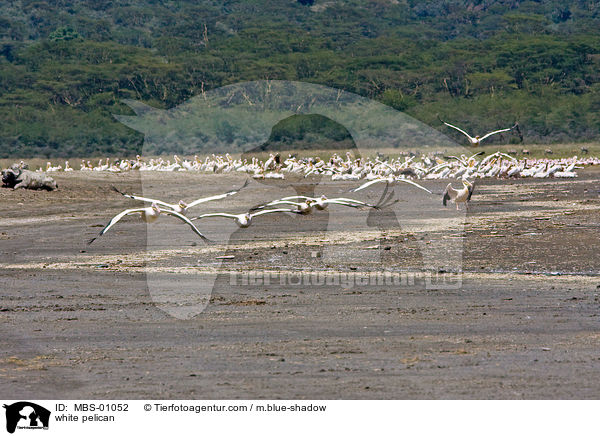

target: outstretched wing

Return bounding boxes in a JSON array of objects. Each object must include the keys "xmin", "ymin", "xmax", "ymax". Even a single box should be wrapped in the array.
[
  {"xmin": 88, "ymin": 208, "xmax": 143, "ymax": 244},
  {"xmin": 441, "ymin": 120, "xmax": 475, "ymax": 141},
  {"xmin": 186, "ymin": 179, "xmax": 250, "ymax": 208},
  {"xmin": 190, "ymin": 212, "xmax": 239, "ymax": 221},
  {"xmin": 324, "ymin": 198, "xmax": 378, "ymax": 209},
  {"xmin": 397, "ymin": 179, "xmax": 433, "ymax": 194},
  {"xmin": 161, "ymin": 210, "xmax": 211, "ymax": 242},
  {"xmin": 251, "ymin": 208, "xmax": 302, "ymax": 218},
  {"xmin": 111, "ymin": 186, "xmax": 175, "ymax": 210},
  {"xmin": 350, "ymin": 179, "xmax": 386, "ymax": 192},
  {"xmin": 479, "ymin": 127, "xmax": 512, "ymax": 142}
]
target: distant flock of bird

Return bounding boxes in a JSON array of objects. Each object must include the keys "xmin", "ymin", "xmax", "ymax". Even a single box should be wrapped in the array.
[{"xmin": 39, "ymin": 150, "xmax": 599, "ymax": 183}]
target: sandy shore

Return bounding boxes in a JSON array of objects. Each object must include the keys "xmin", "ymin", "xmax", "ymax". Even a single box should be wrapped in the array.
[{"xmin": 1, "ymin": 169, "xmax": 599, "ymax": 398}]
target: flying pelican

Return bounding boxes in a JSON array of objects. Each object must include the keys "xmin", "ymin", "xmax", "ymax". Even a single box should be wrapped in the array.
[
  {"xmin": 351, "ymin": 176, "xmax": 432, "ymax": 194},
  {"xmin": 88, "ymin": 203, "xmax": 210, "ymax": 244},
  {"xmin": 192, "ymin": 208, "xmax": 301, "ymax": 228},
  {"xmin": 440, "ymin": 118, "xmax": 516, "ymax": 147},
  {"xmin": 443, "ymin": 180, "xmax": 474, "ymax": 210},
  {"xmin": 111, "ymin": 180, "xmax": 249, "ymax": 215},
  {"xmin": 254, "ymin": 195, "xmax": 379, "ymax": 211},
  {"xmin": 257, "ymin": 200, "xmax": 315, "ymax": 214}
]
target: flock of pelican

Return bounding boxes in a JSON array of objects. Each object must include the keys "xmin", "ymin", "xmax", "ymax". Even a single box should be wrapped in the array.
[
  {"xmin": 88, "ymin": 180, "xmax": 408, "ymax": 243},
  {"xmin": 39, "ymin": 151, "xmax": 599, "ymax": 184}
]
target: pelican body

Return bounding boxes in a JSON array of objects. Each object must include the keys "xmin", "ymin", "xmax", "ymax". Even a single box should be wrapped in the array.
[{"xmin": 443, "ymin": 180, "xmax": 474, "ymax": 210}]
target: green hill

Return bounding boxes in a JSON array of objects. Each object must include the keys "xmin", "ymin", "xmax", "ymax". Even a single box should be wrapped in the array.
[{"xmin": 1, "ymin": 0, "xmax": 599, "ymax": 157}]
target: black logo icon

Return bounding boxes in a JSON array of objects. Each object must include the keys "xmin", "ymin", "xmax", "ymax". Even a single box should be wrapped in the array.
[{"xmin": 3, "ymin": 402, "xmax": 50, "ymax": 434}]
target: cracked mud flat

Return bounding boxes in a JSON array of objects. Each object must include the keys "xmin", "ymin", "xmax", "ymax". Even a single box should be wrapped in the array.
[{"xmin": 1, "ymin": 169, "xmax": 600, "ymax": 399}]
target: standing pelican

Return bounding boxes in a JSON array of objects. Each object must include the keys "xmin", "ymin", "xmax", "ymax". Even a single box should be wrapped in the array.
[
  {"xmin": 88, "ymin": 203, "xmax": 210, "ymax": 244},
  {"xmin": 440, "ymin": 118, "xmax": 516, "ymax": 147},
  {"xmin": 443, "ymin": 180, "xmax": 474, "ymax": 210}
]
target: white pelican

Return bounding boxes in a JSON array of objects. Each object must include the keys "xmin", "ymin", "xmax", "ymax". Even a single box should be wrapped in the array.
[
  {"xmin": 257, "ymin": 200, "xmax": 315, "ymax": 214},
  {"xmin": 440, "ymin": 118, "xmax": 516, "ymax": 147},
  {"xmin": 258, "ymin": 195, "xmax": 379, "ymax": 211},
  {"xmin": 351, "ymin": 176, "xmax": 432, "ymax": 194},
  {"xmin": 111, "ymin": 180, "xmax": 249, "ymax": 215},
  {"xmin": 443, "ymin": 180, "xmax": 474, "ymax": 210},
  {"xmin": 192, "ymin": 208, "xmax": 300, "ymax": 228},
  {"xmin": 88, "ymin": 203, "xmax": 210, "ymax": 244}
]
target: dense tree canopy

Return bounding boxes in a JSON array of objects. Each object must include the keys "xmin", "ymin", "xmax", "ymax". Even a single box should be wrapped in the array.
[{"xmin": 0, "ymin": 0, "xmax": 599, "ymax": 157}]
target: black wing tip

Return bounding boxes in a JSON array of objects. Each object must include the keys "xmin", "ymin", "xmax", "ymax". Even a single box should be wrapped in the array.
[
  {"xmin": 231, "ymin": 179, "xmax": 250, "ymax": 194},
  {"xmin": 87, "ymin": 237, "xmax": 97, "ymax": 245},
  {"xmin": 442, "ymin": 192, "xmax": 450, "ymax": 206},
  {"xmin": 467, "ymin": 185, "xmax": 475, "ymax": 201},
  {"xmin": 199, "ymin": 235, "xmax": 212, "ymax": 243}
]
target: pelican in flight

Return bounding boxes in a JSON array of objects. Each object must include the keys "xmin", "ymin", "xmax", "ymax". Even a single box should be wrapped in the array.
[
  {"xmin": 111, "ymin": 180, "xmax": 249, "ymax": 215},
  {"xmin": 443, "ymin": 180, "xmax": 474, "ymax": 210},
  {"xmin": 88, "ymin": 203, "xmax": 210, "ymax": 244},
  {"xmin": 192, "ymin": 208, "xmax": 300, "ymax": 228},
  {"xmin": 351, "ymin": 176, "xmax": 432, "ymax": 194},
  {"xmin": 254, "ymin": 195, "xmax": 379, "ymax": 211},
  {"xmin": 440, "ymin": 118, "xmax": 517, "ymax": 147}
]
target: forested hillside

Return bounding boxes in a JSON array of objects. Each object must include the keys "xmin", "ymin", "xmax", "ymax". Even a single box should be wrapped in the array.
[{"xmin": 1, "ymin": 0, "xmax": 600, "ymax": 157}]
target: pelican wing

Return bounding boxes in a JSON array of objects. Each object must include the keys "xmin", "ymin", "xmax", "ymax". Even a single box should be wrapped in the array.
[
  {"xmin": 186, "ymin": 179, "xmax": 250, "ymax": 208},
  {"xmin": 479, "ymin": 127, "xmax": 512, "ymax": 141},
  {"xmin": 442, "ymin": 121, "xmax": 475, "ymax": 141},
  {"xmin": 442, "ymin": 183, "xmax": 454, "ymax": 206},
  {"xmin": 322, "ymin": 199, "xmax": 373, "ymax": 209},
  {"xmin": 468, "ymin": 151, "xmax": 485, "ymax": 161},
  {"xmin": 351, "ymin": 179, "xmax": 386, "ymax": 192},
  {"xmin": 191, "ymin": 212, "xmax": 239, "ymax": 221},
  {"xmin": 467, "ymin": 182, "xmax": 475, "ymax": 201},
  {"xmin": 265, "ymin": 200, "xmax": 305, "ymax": 207},
  {"xmin": 329, "ymin": 197, "xmax": 371, "ymax": 205},
  {"xmin": 397, "ymin": 179, "xmax": 433, "ymax": 194},
  {"xmin": 497, "ymin": 152, "xmax": 518, "ymax": 161},
  {"xmin": 88, "ymin": 208, "xmax": 144, "ymax": 243},
  {"xmin": 111, "ymin": 186, "xmax": 175, "ymax": 210},
  {"xmin": 278, "ymin": 195, "xmax": 314, "ymax": 201},
  {"xmin": 250, "ymin": 208, "xmax": 301, "ymax": 218},
  {"xmin": 446, "ymin": 156, "xmax": 467, "ymax": 166},
  {"xmin": 161, "ymin": 210, "xmax": 210, "ymax": 241}
]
